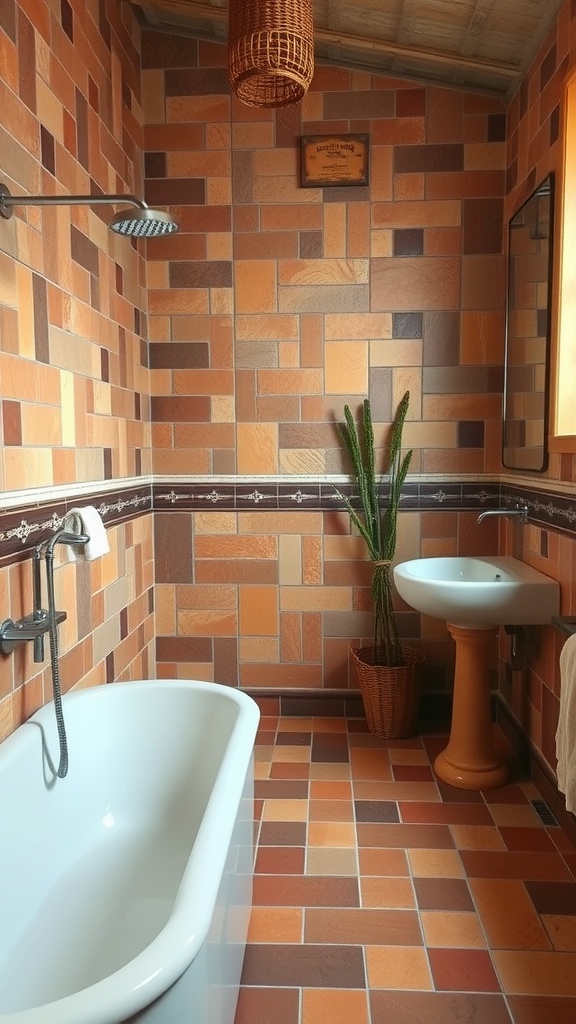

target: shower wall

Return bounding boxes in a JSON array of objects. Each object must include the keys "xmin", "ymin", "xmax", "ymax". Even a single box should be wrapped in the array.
[{"xmin": 0, "ymin": 0, "xmax": 153, "ymax": 741}]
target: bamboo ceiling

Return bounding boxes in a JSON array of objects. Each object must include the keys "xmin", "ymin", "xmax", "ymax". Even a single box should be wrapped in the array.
[{"xmin": 128, "ymin": 0, "xmax": 563, "ymax": 99}]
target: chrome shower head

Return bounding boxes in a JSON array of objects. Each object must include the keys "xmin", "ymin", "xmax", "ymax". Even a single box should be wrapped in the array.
[
  {"xmin": 0, "ymin": 184, "xmax": 180, "ymax": 237},
  {"xmin": 109, "ymin": 207, "xmax": 179, "ymax": 237}
]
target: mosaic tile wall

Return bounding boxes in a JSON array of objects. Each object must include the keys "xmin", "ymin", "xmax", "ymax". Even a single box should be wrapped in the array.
[{"xmin": 0, "ymin": 1, "xmax": 154, "ymax": 740}]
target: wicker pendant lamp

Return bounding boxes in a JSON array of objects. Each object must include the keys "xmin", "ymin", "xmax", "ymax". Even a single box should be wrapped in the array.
[{"xmin": 228, "ymin": 0, "xmax": 314, "ymax": 108}]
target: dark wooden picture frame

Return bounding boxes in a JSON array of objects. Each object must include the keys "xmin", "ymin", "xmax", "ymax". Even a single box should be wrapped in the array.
[{"xmin": 300, "ymin": 134, "xmax": 370, "ymax": 188}]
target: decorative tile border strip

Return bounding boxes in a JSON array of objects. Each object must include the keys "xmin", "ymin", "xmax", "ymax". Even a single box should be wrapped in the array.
[
  {"xmin": 1, "ymin": 475, "xmax": 575, "ymax": 567},
  {"xmin": 0, "ymin": 485, "xmax": 152, "ymax": 566}
]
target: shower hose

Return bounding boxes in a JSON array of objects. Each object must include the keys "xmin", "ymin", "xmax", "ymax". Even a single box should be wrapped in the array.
[{"xmin": 45, "ymin": 541, "xmax": 69, "ymax": 778}]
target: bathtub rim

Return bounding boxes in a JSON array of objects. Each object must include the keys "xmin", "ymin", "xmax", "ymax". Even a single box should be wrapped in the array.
[{"xmin": 0, "ymin": 679, "xmax": 260, "ymax": 1024}]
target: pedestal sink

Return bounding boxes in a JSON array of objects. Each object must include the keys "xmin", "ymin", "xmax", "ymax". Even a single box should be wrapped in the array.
[{"xmin": 393, "ymin": 556, "xmax": 560, "ymax": 789}]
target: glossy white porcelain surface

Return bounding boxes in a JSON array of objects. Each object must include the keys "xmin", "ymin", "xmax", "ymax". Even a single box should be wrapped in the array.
[
  {"xmin": 0, "ymin": 680, "xmax": 259, "ymax": 1024},
  {"xmin": 394, "ymin": 555, "xmax": 560, "ymax": 627}
]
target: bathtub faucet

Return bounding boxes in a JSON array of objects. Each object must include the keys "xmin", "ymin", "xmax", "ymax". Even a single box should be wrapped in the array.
[
  {"xmin": 477, "ymin": 501, "xmax": 529, "ymax": 525},
  {"xmin": 0, "ymin": 528, "xmax": 90, "ymax": 658}
]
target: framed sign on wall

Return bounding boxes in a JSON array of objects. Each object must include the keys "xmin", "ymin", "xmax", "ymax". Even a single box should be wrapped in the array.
[{"xmin": 300, "ymin": 134, "xmax": 370, "ymax": 187}]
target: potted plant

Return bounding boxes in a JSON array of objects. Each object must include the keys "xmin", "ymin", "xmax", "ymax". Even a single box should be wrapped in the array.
[{"xmin": 335, "ymin": 390, "xmax": 424, "ymax": 738}]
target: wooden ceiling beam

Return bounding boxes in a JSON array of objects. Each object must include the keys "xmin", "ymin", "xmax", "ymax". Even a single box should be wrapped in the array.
[{"xmin": 128, "ymin": 0, "xmax": 518, "ymax": 82}]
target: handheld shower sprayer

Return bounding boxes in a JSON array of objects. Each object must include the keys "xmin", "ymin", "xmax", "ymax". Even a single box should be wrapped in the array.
[{"xmin": 0, "ymin": 184, "xmax": 180, "ymax": 238}]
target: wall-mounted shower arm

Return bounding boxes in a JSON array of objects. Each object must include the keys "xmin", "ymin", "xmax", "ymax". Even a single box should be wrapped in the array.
[
  {"xmin": 0, "ymin": 189, "xmax": 146, "ymax": 216},
  {"xmin": 0, "ymin": 183, "xmax": 180, "ymax": 236}
]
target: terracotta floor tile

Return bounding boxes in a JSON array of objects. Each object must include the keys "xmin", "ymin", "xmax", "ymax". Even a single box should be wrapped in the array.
[
  {"xmin": 400, "ymin": 801, "xmax": 493, "ymax": 825},
  {"xmin": 305, "ymin": 906, "xmax": 423, "ymax": 945},
  {"xmin": 388, "ymin": 737, "xmax": 426, "ymax": 749},
  {"xmin": 349, "ymin": 748, "xmax": 393, "ymax": 779},
  {"xmin": 451, "ymin": 824, "xmax": 506, "ymax": 851},
  {"xmin": 256, "ymin": 779, "xmax": 309, "ymax": 799},
  {"xmin": 270, "ymin": 762, "xmax": 311, "ymax": 779},
  {"xmin": 487, "ymin": 803, "xmax": 542, "ymax": 827},
  {"xmin": 437, "ymin": 781, "xmax": 484, "ymax": 803},
  {"xmin": 428, "ymin": 947, "xmax": 500, "ymax": 992},
  {"xmin": 259, "ymin": 821, "xmax": 307, "ymax": 846},
  {"xmin": 235, "ymin": 986, "xmax": 299, "ymax": 1024},
  {"xmin": 241, "ymin": 942, "xmax": 365, "ymax": 987},
  {"xmin": 524, "ymin": 879, "xmax": 576, "ymax": 914},
  {"xmin": 481, "ymin": 784, "xmax": 529, "ymax": 804},
  {"xmin": 306, "ymin": 847, "xmax": 358, "ymax": 876},
  {"xmin": 256, "ymin": 729, "xmax": 277, "ymax": 746},
  {"xmin": 309, "ymin": 798, "xmax": 354, "ymax": 821},
  {"xmin": 388, "ymin": 748, "xmax": 430, "ymax": 765},
  {"xmin": 276, "ymin": 716, "xmax": 315, "ymax": 731},
  {"xmin": 393, "ymin": 764, "xmax": 435, "ymax": 782},
  {"xmin": 309, "ymin": 780, "xmax": 352, "ymax": 800},
  {"xmin": 302, "ymin": 987, "xmax": 369, "ymax": 1024},
  {"xmin": 253, "ymin": 874, "xmax": 360, "ymax": 907},
  {"xmin": 277, "ymin": 730, "xmax": 312, "ymax": 746},
  {"xmin": 355, "ymin": 799, "xmax": 400, "ymax": 822},
  {"xmin": 272, "ymin": 746, "xmax": 312, "ymax": 763},
  {"xmin": 407, "ymin": 848, "xmax": 464, "ymax": 878},
  {"xmin": 548, "ymin": 827, "xmax": 576, "ymax": 853},
  {"xmin": 309, "ymin": 763, "xmax": 351, "ymax": 781},
  {"xmin": 499, "ymin": 826, "xmax": 556, "ymax": 852},
  {"xmin": 354, "ymin": 780, "xmax": 441, "ymax": 801},
  {"xmin": 420, "ymin": 911, "xmax": 486, "ymax": 948},
  {"xmin": 413, "ymin": 876, "xmax": 474, "ymax": 911},
  {"xmin": 308, "ymin": 821, "xmax": 357, "ymax": 847},
  {"xmin": 493, "ymin": 949, "xmax": 576, "ymax": 995},
  {"xmin": 461, "ymin": 851, "xmax": 573, "ymax": 880},
  {"xmin": 255, "ymin": 846, "xmax": 305, "ymax": 874},
  {"xmin": 311, "ymin": 732, "xmax": 350, "ymax": 762},
  {"xmin": 506, "ymin": 994, "xmax": 576, "ymax": 1024},
  {"xmin": 563, "ymin": 852, "xmax": 576, "ymax": 877},
  {"xmin": 311, "ymin": 717, "xmax": 348, "ymax": 732},
  {"xmin": 541, "ymin": 914, "xmax": 576, "ymax": 951},
  {"xmin": 247, "ymin": 906, "xmax": 303, "ymax": 942},
  {"xmin": 366, "ymin": 945, "xmax": 433, "ymax": 990},
  {"xmin": 358, "ymin": 847, "xmax": 410, "ymax": 876},
  {"xmin": 469, "ymin": 878, "xmax": 551, "ymax": 951},
  {"xmin": 262, "ymin": 798, "xmax": 308, "ymax": 821},
  {"xmin": 360, "ymin": 875, "xmax": 416, "ymax": 909},
  {"xmin": 357, "ymin": 822, "xmax": 455, "ymax": 849},
  {"xmin": 370, "ymin": 990, "xmax": 512, "ymax": 1024}
]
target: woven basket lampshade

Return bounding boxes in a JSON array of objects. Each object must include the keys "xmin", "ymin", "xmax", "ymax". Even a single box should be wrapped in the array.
[{"xmin": 228, "ymin": 0, "xmax": 314, "ymax": 108}]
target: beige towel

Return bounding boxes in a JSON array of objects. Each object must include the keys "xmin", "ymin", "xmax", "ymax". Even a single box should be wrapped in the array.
[{"xmin": 556, "ymin": 631, "xmax": 576, "ymax": 813}]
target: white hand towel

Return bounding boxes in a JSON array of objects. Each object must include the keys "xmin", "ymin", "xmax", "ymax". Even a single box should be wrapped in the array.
[
  {"xmin": 555, "ymin": 631, "xmax": 576, "ymax": 812},
  {"xmin": 64, "ymin": 505, "xmax": 110, "ymax": 561}
]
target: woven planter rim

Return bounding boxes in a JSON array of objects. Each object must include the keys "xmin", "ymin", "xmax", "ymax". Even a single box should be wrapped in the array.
[{"xmin": 228, "ymin": 0, "xmax": 314, "ymax": 108}]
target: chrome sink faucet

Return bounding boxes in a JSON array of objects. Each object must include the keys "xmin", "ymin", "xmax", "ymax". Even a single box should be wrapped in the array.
[{"xmin": 477, "ymin": 500, "xmax": 529, "ymax": 524}]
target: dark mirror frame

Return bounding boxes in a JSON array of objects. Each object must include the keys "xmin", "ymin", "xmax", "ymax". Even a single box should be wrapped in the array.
[{"xmin": 503, "ymin": 173, "xmax": 555, "ymax": 472}]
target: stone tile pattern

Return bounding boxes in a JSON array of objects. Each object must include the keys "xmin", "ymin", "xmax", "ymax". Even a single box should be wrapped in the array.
[
  {"xmin": 144, "ymin": 39, "xmax": 507, "ymax": 481},
  {"xmin": 0, "ymin": 1, "xmax": 155, "ymax": 740},
  {"xmin": 235, "ymin": 709, "xmax": 576, "ymax": 1024}
]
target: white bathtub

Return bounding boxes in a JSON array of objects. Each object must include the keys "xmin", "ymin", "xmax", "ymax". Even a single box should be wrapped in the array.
[{"xmin": 0, "ymin": 679, "xmax": 260, "ymax": 1024}]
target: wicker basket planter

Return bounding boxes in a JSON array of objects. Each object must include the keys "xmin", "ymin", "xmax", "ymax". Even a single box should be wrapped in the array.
[{"xmin": 351, "ymin": 644, "xmax": 425, "ymax": 740}]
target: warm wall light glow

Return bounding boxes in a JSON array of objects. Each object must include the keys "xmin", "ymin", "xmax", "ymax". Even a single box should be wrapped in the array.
[{"xmin": 228, "ymin": 0, "xmax": 314, "ymax": 108}]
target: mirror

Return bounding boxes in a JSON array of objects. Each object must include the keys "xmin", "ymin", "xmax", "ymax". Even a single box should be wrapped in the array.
[{"xmin": 503, "ymin": 173, "xmax": 554, "ymax": 472}]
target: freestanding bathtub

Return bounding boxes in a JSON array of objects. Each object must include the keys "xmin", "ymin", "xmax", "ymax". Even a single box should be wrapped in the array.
[{"xmin": 0, "ymin": 679, "xmax": 260, "ymax": 1024}]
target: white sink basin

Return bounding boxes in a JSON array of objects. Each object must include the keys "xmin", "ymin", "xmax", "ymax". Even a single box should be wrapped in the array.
[{"xmin": 393, "ymin": 555, "xmax": 560, "ymax": 627}]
